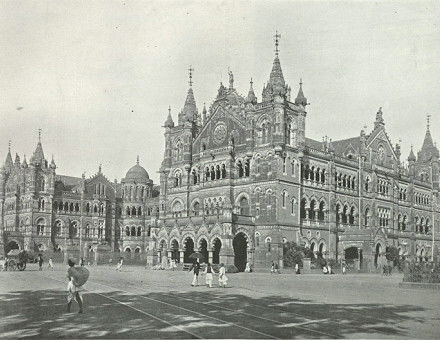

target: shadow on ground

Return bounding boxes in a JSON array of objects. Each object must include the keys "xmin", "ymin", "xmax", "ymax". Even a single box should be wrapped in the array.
[{"xmin": 0, "ymin": 289, "xmax": 426, "ymax": 338}]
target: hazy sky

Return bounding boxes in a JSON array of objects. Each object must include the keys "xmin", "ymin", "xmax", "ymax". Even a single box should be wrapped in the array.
[{"xmin": 1, "ymin": 1, "xmax": 439, "ymax": 183}]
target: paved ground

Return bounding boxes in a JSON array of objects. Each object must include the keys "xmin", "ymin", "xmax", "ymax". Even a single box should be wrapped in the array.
[{"xmin": 0, "ymin": 263, "xmax": 439, "ymax": 339}]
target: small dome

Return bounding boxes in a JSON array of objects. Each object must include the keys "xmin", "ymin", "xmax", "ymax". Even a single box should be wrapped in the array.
[{"xmin": 125, "ymin": 159, "xmax": 149, "ymax": 183}]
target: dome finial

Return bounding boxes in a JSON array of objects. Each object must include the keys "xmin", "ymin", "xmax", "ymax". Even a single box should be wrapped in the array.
[
  {"xmin": 274, "ymin": 30, "xmax": 281, "ymax": 56},
  {"xmin": 136, "ymin": 155, "xmax": 139, "ymax": 165}
]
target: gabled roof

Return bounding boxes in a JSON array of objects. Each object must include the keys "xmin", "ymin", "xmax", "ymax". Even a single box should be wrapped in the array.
[
  {"xmin": 305, "ymin": 137, "xmax": 322, "ymax": 150},
  {"xmin": 332, "ymin": 136, "xmax": 361, "ymax": 156}
]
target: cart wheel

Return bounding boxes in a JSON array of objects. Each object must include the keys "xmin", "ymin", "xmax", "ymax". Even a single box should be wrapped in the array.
[{"xmin": 9, "ymin": 260, "xmax": 17, "ymax": 271}]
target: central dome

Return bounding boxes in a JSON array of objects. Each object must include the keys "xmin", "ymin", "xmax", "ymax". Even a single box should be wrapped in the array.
[{"xmin": 125, "ymin": 161, "xmax": 149, "ymax": 183}]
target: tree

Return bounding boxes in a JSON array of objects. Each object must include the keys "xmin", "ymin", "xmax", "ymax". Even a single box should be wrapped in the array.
[{"xmin": 283, "ymin": 242, "xmax": 307, "ymax": 268}]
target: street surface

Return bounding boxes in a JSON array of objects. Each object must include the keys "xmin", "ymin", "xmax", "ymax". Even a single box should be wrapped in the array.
[{"xmin": 0, "ymin": 263, "xmax": 439, "ymax": 339}]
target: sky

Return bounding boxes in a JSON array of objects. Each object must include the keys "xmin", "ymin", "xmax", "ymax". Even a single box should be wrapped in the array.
[{"xmin": 1, "ymin": 0, "xmax": 439, "ymax": 183}]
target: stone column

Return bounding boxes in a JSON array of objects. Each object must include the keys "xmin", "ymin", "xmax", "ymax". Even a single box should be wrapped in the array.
[
  {"xmin": 179, "ymin": 249, "xmax": 184, "ymax": 263},
  {"xmin": 208, "ymin": 250, "xmax": 213, "ymax": 264}
]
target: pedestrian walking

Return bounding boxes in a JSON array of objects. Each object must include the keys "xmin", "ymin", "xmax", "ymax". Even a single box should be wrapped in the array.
[
  {"xmin": 66, "ymin": 259, "xmax": 84, "ymax": 314},
  {"xmin": 38, "ymin": 254, "xmax": 43, "ymax": 271},
  {"xmin": 270, "ymin": 261, "xmax": 275, "ymax": 274},
  {"xmin": 295, "ymin": 263, "xmax": 300, "ymax": 274},
  {"xmin": 218, "ymin": 263, "xmax": 228, "ymax": 288},
  {"xmin": 342, "ymin": 262, "xmax": 346, "ymax": 275},
  {"xmin": 204, "ymin": 263, "xmax": 215, "ymax": 288},
  {"xmin": 190, "ymin": 259, "xmax": 200, "ymax": 286},
  {"xmin": 47, "ymin": 258, "xmax": 54, "ymax": 270},
  {"xmin": 80, "ymin": 258, "xmax": 85, "ymax": 267},
  {"xmin": 244, "ymin": 262, "xmax": 251, "ymax": 272},
  {"xmin": 116, "ymin": 257, "xmax": 123, "ymax": 271}
]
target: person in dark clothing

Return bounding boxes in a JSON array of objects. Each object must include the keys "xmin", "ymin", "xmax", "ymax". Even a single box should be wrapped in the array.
[
  {"xmin": 190, "ymin": 259, "xmax": 201, "ymax": 286},
  {"xmin": 38, "ymin": 254, "xmax": 43, "ymax": 271}
]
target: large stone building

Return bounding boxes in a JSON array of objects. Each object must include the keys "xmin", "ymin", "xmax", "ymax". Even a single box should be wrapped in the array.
[
  {"xmin": 1, "ymin": 40, "xmax": 439, "ymax": 271},
  {"xmin": 0, "ymin": 139, "xmax": 160, "ymax": 261}
]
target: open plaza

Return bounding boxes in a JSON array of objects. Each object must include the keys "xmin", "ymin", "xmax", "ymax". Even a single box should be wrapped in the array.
[{"xmin": 0, "ymin": 263, "xmax": 439, "ymax": 339}]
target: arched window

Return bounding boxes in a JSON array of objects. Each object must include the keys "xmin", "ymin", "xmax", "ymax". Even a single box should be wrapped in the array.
[
  {"xmin": 215, "ymin": 165, "xmax": 221, "ymax": 180},
  {"xmin": 221, "ymin": 164, "xmax": 227, "ymax": 178},
  {"xmin": 210, "ymin": 166, "xmax": 215, "ymax": 180},
  {"xmin": 265, "ymin": 237, "xmax": 272, "ymax": 252},
  {"xmin": 131, "ymin": 226, "xmax": 136, "ymax": 236},
  {"xmin": 138, "ymin": 206, "xmax": 142, "ymax": 216},
  {"xmin": 239, "ymin": 196, "xmax": 249, "ymax": 215},
  {"xmin": 69, "ymin": 221, "xmax": 78, "ymax": 239},
  {"xmin": 131, "ymin": 206, "xmax": 136, "ymax": 216},
  {"xmin": 192, "ymin": 169, "xmax": 198, "ymax": 185},
  {"xmin": 255, "ymin": 232, "xmax": 260, "ymax": 247},
  {"xmin": 137, "ymin": 227, "xmax": 142, "ymax": 237},
  {"xmin": 244, "ymin": 159, "xmax": 250, "ymax": 177},
  {"xmin": 364, "ymin": 208, "xmax": 369, "ymax": 227},
  {"xmin": 282, "ymin": 191, "xmax": 288, "ymax": 208},
  {"xmin": 237, "ymin": 161, "xmax": 244, "ymax": 178},
  {"xmin": 125, "ymin": 226, "xmax": 130, "ymax": 236},
  {"xmin": 193, "ymin": 201, "xmax": 200, "ymax": 216},
  {"xmin": 291, "ymin": 199, "xmax": 296, "ymax": 215},
  {"xmin": 36, "ymin": 218, "xmax": 44, "ymax": 235},
  {"xmin": 54, "ymin": 220, "xmax": 62, "ymax": 237}
]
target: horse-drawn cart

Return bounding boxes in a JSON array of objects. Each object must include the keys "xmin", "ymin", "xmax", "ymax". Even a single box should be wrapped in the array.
[{"xmin": 1, "ymin": 249, "xmax": 32, "ymax": 271}]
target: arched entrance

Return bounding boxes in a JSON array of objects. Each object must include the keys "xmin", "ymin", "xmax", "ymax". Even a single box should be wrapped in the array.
[
  {"xmin": 233, "ymin": 232, "xmax": 248, "ymax": 272},
  {"xmin": 374, "ymin": 243, "xmax": 382, "ymax": 267},
  {"xmin": 183, "ymin": 237, "xmax": 194, "ymax": 263},
  {"xmin": 212, "ymin": 238, "xmax": 221, "ymax": 264},
  {"xmin": 171, "ymin": 240, "xmax": 179, "ymax": 262},
  {"xmin": 199, "ymin": 238, "xmax": 208, "ymax": 263},
  {"xmin": 345, "ymin": 247, "xmax": 359, "ymax": 264},
  {"xmin": 6, "ymin": 240, "xmax": 20, "ymax": 254}
]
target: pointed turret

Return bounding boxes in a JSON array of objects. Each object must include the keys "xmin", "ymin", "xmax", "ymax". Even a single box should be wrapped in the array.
[
  {"xmin": 50, "ymin": 154, "xmax": 56, "ymax": 170},
  {"xmin": 164, "ymin": 106, "xmax": 174, "ymax": 128},
  {"xmin": 202, "ymin": 103, "xmax": 207, "ymax": 124},
  {"xmin": 262, "ymin": 32, "xmax": 288, "ymax": 101},
  {"xmin": 181, "ymin": 65, "xmax": 198, "ymax": 124},
  {"xmin": 418, "ymin": 115, "xmax": 439, "ymax": 162},
  {"xmin": 246, "ymin": 78, "xmax": 257, "ymax": 104},
  {"xmin": 374, "ymin": 107, "xmax": 385, "ymax": 129},
  {"xmin": 295, "ymin": 79, "xmax": 307, "ymax": 106},
  {"xmin": 4, "ymin": 140, "xmax": 13, "ymax": 170},
  {"xmin": 408, "ymin": 145, "xmax": 416, "ymax": 162},
  {"xmin": 14, "ymin": 153, "xmax": 20, "ymax": 166},
  {"xmin": 22, "ymin": 155, "xmax": 28, "ymax": 168},
  {"xmin": 30, "ymin": 129, "xmax": 46, "ymax": 166}
]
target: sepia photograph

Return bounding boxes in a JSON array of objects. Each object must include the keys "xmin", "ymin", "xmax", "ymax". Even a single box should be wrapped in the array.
[{"xmin": 0, "ymin": 0, "xmax": 439, "ymax": 338}]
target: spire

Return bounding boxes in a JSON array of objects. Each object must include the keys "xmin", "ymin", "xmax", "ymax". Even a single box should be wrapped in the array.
[
  {"xmin": 295, "ymin": 79, "xmax": 308, "ymax": 106},
  {"xmin": 183, "ymin": 87, "xmax": 198, "ymax": 123},
  {"xmin": 14, "ymin": 153, "xmax": 20, "ymax": 166},
  {"xmin": 418, "ymin": 114, "xmax": 439, "ymax": 161},
  {"xmin": 263, "ymin": 32, "xmax": 287, "ymax": 100},
  {"xmin": 4, "ymin": 140, "xmax": 13, "ymax": 169},
  {"xmin": 22, "ymin": 154, "xmax": 28, "ymax": 168},
  {"xmin": 50, "ymin": 154, "xmax": 56, "ymax": 169},
  {"xmin": 136, "ymin": 155, "xmax": 139, "ymax": 165},
  {"xmin": 164, "ymin": 106, "xmax": 174, "ymax": 128},
  {"xmin": 30, "ymin": 128, "xmax": 46, "ymax": 166},
  {"xmin": 408, "ymin": 145, "xmax": 416, "ymax": 162},
  {"xmin": 246, "ymin": 78, "xmax": 257, "ymax": 104},
  {"xmin": 98, "ymin": 164, "xmax": 102, "ymax": 174},
  {"xmin": 202, "ymin": 103, "xmax": 207, "ymax": 123},
  {"xmin": 374, "ymin": 107, "xmax": 385, "ymax": 129}
]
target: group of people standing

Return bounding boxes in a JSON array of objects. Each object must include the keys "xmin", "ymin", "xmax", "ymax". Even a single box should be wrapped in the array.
[{"xmin": 190, "ymin": 260, "xmax": 228, "ymax": 288}]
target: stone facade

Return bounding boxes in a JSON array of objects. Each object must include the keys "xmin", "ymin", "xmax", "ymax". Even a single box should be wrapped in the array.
[{"xmin": 1, "ymin": 44, "xmax": 439, "ymax": 271}]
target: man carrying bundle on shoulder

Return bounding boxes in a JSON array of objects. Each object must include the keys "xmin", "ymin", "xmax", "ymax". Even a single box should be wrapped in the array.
[{"xmin": 66, "ymin": 259, "xmax": 89, "ymax": 314}]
